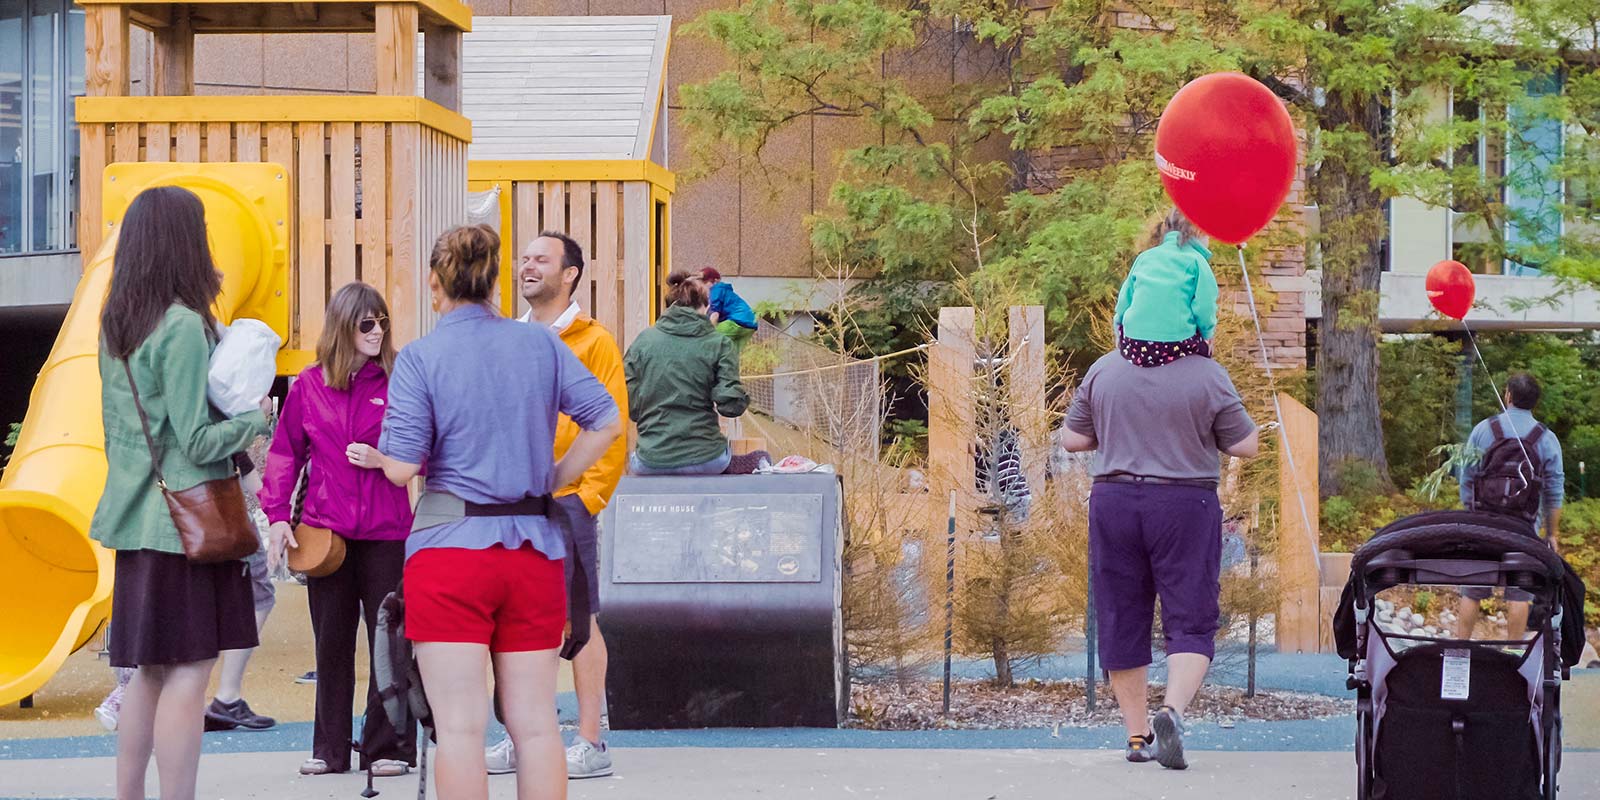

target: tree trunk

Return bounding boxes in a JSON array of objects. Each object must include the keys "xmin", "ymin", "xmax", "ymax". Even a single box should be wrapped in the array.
[
  {"xmin": 1313, "ymin": 90, "xmax": 1393, "ymax": 498},
  {"xmin": 992, "ymin": 535, "xmax": 1014, "ymax": 687}
]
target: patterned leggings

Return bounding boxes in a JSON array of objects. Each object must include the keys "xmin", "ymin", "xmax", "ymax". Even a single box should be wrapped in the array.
[{"xmin": 1117, "ymin": 325, "xmax": 1211, "ymax": 367}]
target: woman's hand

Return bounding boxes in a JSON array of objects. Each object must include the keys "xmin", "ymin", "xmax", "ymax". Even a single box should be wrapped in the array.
[
  {"xmin": 347, "ymin": 443, "xmax": 383, "ymax": 469},
  {"xmin": 267, "ymin": 521, "xmax": 297, "ymax": 572},
  {"xmin": 259, "ymin": 395, "xmax": 275, "ymax": 418}
]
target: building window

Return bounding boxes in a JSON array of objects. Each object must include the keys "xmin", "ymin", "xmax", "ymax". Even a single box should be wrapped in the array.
[{"xmin": 0, "ymin": 0, "xmax": 84, "ymax": 256}]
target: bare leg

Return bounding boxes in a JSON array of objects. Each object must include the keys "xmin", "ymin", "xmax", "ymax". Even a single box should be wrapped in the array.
[
  {"xmin": 1108, "ymin": 666, "xmax": 1150, "ymax": 738},
  {"xmin": 494, "ymin": 648, "xmax": 566, "ymax": 800},
  {"xmin": 151, "ymin": 659, "xmax": 217, "ymax": 800},
  {"xmin": 214, "ymin": 609, "xmax": 271, "ymax": 704},
  {"xmin": 416, "ymin": 642, "xmax": 492, "ymax": 800},
  {"xmin": 1161, "ymin": 653, "xmax": 1211, "ymax": 717},
  {"xmin": 1507, "ymin": 601, "xmax": 1530, "ymax": 641},
  {"xmin": 1455, "ymin": 597, "xmax": 1482, "ymax": 639},
  {"xmin": 573, "ymin": 616, "xmax": 607, "ymax": 746},
  {"xmin": 117, "ymin": 665, "xmax": 164, "ymax": 800}
]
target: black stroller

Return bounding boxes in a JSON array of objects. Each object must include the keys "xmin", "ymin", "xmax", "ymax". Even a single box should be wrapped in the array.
[{"xmin": 1334, "ymin": 511, "xmax": 1587, "ymax": 800}]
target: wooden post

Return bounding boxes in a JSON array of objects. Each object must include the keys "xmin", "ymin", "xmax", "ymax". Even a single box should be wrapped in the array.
[
  {"xmin": 592, "ymin": 181, "xmax": 621, "ymax": 339},
  {"xmin": 1007, "ymin": 306, "xmax": 1048, "ymax": 497},
  {"xmin": 929, "ymin": 307, "xmax": 977, "ymax": 544},
  {"xmin": 375, "ymin": 3, "xmax": 420, "ymax": 97},
  {"xmin": 151, "ymin": 6, "xmax": 195, "ymax": 96},
  {"xmin": 621, "ymin": 182, "xmax": 651, "ymax": 347},
  {"xmin": 84, "ymin": 5, "xmax": 129, "ymax": 98},
  {"xmin": 511, "ymin": 181, "xmax": 541, "ymax": 319},
  {"xmin": 297, "ymin": 122, "xmax": 328, "ymax": 347},
  {"xmin": 423, "ymin": 21, "xmax": 462, "ymax": 112},
  {"xmin": 1276, "ymin": 392, "xmax": 1322, "ymax": 653},
  {"xmin": 79, "ymin": 1, "xmax": 128, "ymax": 255}
]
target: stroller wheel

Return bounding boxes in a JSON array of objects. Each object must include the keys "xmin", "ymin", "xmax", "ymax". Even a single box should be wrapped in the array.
[
  {"xmin": 1545, "ymin": 715, "xmax": 1562, "ymax": 800},
  {"xmin": 1356, "ymin": 708, "xmax": 1373, "ymax": 800}
]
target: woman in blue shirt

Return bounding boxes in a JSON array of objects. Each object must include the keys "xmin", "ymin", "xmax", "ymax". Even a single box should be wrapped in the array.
[{"xmin": 376, "ymin": 224, "xmax": 621, "ymax": 800}]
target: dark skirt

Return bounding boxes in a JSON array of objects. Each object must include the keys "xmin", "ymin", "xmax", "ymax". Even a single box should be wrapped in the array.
[{"xmin": 109, "ymin": 549, "xmax": 260, "ymax": 668}]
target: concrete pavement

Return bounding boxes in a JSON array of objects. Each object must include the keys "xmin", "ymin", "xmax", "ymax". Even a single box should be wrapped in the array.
[{"xmin": 5, "ymin": 747, "xmax": 1600, "ymax": 800}]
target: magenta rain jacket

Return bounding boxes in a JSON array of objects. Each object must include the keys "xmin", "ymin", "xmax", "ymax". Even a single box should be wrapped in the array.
[{"xmin": 259, "ymin": 362, "xmax": 414, "ymax": 540}]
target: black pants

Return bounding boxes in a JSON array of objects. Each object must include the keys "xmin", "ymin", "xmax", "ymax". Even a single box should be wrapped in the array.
[{"xmin": 308, "ymin": 538, "xmax": 415, "ymax": 771}]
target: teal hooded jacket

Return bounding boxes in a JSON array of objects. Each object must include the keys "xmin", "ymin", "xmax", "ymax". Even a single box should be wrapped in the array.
[{"xmin": 1113, "ymin": 231, "xmax": 1218, "ymax": 343}]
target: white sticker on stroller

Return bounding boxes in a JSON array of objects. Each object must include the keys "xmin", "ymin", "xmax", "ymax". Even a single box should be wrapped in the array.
[{"xmin": 1441, "ymin": 649, "xmax": 1471, "ymax": 700}]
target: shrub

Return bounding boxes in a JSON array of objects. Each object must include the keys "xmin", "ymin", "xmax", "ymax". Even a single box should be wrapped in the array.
[{"xmin": 1555, "ymin": 498, "xmax": 1600, "ymax": 628}]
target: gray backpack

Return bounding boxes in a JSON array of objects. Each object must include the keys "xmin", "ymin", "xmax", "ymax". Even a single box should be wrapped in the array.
[{"xmin": 373, "ymin": 584, "xmax": 431, "ymax": 799}]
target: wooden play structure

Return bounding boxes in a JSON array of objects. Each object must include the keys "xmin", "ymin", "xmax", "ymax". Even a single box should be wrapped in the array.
[
  {"xmin": 75, "ymin": 0, "xmax": 473, "ymax": 364},
  {"xmin": 458, "ymin": 16, "xmax": 675, "ymax": 347},
  {"xmin": 0, "ymin": 8, "xmax": 691, "ymax": 706}
]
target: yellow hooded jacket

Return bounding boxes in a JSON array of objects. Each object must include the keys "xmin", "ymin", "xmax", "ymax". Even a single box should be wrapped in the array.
[{"xmin": 554, "ymin": 313, "xmax": 629, "ymax": 515}]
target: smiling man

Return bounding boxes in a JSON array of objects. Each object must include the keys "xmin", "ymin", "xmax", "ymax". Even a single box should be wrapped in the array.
[{"xmin": 484, "ymin": 231, "xmax": 629, "ymax": 780}]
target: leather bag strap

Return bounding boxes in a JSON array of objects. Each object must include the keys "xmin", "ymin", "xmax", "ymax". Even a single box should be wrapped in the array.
[{"xmin": 121, "ymin": 358, "xmax": 168, "ymax": 489}]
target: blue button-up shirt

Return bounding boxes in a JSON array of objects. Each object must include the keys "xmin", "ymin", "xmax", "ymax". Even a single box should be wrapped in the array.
[
  {"xmin": 380, "ymin": 304, "xmax": 619, "ymax": 560},
  {"xmin": 1459, "ymin": 408, "xmax": 1565, "ymax": 525}
]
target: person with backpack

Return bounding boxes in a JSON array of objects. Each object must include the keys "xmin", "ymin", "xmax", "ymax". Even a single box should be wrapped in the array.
[{"xmin": 1455, "ymin": 371, "xmax": 1565, "ymax": 640}]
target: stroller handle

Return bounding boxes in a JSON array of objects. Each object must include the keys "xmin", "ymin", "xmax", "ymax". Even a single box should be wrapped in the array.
[
  {"xmin": 1351, "ymin": 522, "xmax": 1567, "ymax": 584},
  {"xmin": 1359, "ymin": 550, "xmax": 1554, "ymax": 594}
]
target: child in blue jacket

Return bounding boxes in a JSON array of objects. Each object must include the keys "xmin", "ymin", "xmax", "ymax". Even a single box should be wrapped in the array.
[{"xmin": 702, "ymin": 267, "xmax": 757, "ymax": 355}]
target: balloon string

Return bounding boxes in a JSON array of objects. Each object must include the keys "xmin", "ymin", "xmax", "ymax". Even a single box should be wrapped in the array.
[
  {"xmin": 1236, "ymin": 245, "xmax": 1321, "ymax": 582},
  {"xmin": 1462, "ymin": 324, "xmax": 1536, "ymax": 493}
]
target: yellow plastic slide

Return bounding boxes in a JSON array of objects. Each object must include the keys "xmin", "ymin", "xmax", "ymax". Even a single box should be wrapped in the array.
[{"xmin": 0, "ymin": 163, "xmax": 288, "ymax": 706}]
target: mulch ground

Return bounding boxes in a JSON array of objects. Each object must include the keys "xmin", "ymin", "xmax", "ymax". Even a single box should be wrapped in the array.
[{"xmin": 848, "ymin": 679, "xmax": 1352, "ymax": 730}]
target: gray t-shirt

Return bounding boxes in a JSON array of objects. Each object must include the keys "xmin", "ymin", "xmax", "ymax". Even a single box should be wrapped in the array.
[{"xmin": 1065, "ymin": 352, "xmax": 1256, "ymax": 481}]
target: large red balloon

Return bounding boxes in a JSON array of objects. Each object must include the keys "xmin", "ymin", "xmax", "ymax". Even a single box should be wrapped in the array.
[
  {"xmin": 1154, "ymin": 73, "xmax": 1298, "ymax": 245},
  {"xmin": 1426, "ymin": 260, "xmax": 1475, "ymax": 320}
]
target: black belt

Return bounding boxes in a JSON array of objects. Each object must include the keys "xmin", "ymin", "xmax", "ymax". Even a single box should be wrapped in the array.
[
  {"xmin": 1094, "ymin": 474, "xmax": 1218, "ymax": 491},
  {"xmin": 465, "ymin": 495, "xmax": 551, "ymax": 517}
]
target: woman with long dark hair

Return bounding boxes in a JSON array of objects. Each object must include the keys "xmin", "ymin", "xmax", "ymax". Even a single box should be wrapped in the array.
[
  {"xmin": 376, "ymin": 224, "xmax": 622, "ymax": 800},
  {"xmin": 260, "ymin": 282, "xmax": 416, "ymax": 777},
  {"xmin": 90, "ymin": 186, "xmax": 273, "ymax": 800}
]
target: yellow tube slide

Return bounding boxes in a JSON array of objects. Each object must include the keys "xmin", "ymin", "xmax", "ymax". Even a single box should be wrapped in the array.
[{"xmin": 0, "ymin": 164, "xmax": 288, "ymax": 706}]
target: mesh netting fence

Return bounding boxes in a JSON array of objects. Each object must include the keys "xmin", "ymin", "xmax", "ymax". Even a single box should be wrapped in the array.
[{"xmin": 742, "ymin": 320, "xmax": 882, "ymax": 456}]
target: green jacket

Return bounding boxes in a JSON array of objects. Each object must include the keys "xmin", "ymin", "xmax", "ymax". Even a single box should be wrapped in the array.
[
  {"xmin": 1113, "ymin": 231, "xmax": 1219, "ymax": 343},
  {"xmin": 89, "ymin": 305, "xmax": 270, "ymax": 554},
  {"xmin": 623, "ymin": 306, "xmax": 749, "ymax": 469}
]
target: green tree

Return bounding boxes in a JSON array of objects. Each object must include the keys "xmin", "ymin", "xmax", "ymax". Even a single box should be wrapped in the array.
[
  {"xmin": 1244, "ymin": 1, "xmax": 1600, "ymax": 494},
  {"xmin": 678, "ymin": 0, "xmax": 1600, "ymax": 495}
]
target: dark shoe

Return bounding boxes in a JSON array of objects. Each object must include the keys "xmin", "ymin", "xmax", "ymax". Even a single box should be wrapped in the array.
[
  {"xmin": 294, "ymin": 670, "xmax": 318, "ymax": 684},
  {"xmin": 205, "ymin": 698, "xmax": 276, "ymax": 731},
  {"xmin": 1152, "ymin": 705, "xmax": 1187, "ymax": 770},
  {"xmin": 1125, "ymin": 733, "xmax": 1157, "ymax": 763}
]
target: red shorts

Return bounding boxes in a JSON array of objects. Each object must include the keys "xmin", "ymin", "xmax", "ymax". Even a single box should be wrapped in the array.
[{"xmin": 404, "ymin": 544, "xmax": 566, "ymax": 652}]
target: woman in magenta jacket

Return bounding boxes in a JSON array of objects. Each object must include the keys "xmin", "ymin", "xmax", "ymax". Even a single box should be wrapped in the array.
[{"xmin": 260, "ymin": 282, "xmax": 416, "ymax": 778}]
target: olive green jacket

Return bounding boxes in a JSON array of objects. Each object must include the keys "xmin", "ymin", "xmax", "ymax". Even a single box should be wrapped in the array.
[
  {"xmin": 623, "ymin": 306, "xmax": 749, "ymax": 469},
  {"xmin": 89, "ymin": 305, "xmax": 270, "ymax": 554}
]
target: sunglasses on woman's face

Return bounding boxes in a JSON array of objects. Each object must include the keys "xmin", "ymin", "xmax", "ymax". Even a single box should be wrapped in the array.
[{"xmin": 359, "ymin": 316, "xmax": 388, "ymax": 335}]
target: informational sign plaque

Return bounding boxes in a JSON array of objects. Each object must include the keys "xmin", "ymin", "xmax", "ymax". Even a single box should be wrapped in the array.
[{"xmin": 611, "ymin": 493, "xmax": 824, "ymax": 583}]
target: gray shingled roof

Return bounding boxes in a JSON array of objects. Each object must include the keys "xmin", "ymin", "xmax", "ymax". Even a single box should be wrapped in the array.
[{"xmin": 449, "ymin": 15, "xmax": 671, "ymax": 162}]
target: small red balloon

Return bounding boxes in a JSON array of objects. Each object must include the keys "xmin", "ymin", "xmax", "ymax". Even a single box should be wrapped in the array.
[
  {"xmin": 1426, "ymin": 260, "xmax": 1475, "ymax": 320},
  {"xmin": 1154, "ymin": 73, "xmax": 1298, "ymax": 245}
]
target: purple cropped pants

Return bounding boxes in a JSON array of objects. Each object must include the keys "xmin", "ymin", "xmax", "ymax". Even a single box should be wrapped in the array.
[{"xmin": 1089, "ymin": 481, "xmax": 1222, "ymax": 671}]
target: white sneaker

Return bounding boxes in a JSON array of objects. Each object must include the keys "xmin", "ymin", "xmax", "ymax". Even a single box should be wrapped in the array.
[
  {"xmin": 485, "ymin": 735, "xmax": 516, "ymax": 775},
  {"xmin": 94, "ymin": 704, "xmax": 118, "ymax": 732},
  {"xmin": 566, "ymin": 737, "xmax": 613, "ymax": 779}
]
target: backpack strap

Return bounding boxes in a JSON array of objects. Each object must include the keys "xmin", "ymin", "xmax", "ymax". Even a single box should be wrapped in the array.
[
  {"xmin": 1523, "ymin": 423, "xmax": 1546, "ymax": 448},
  {"xmin": 1489, "ymin": 417, "xmax": 1507, "ymax": 440}
]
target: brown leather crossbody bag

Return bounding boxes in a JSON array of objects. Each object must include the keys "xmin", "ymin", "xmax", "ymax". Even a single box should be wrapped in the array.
[{"xmin": 123, "ymin": 359, "xmax": 260, "ymax": 563}]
